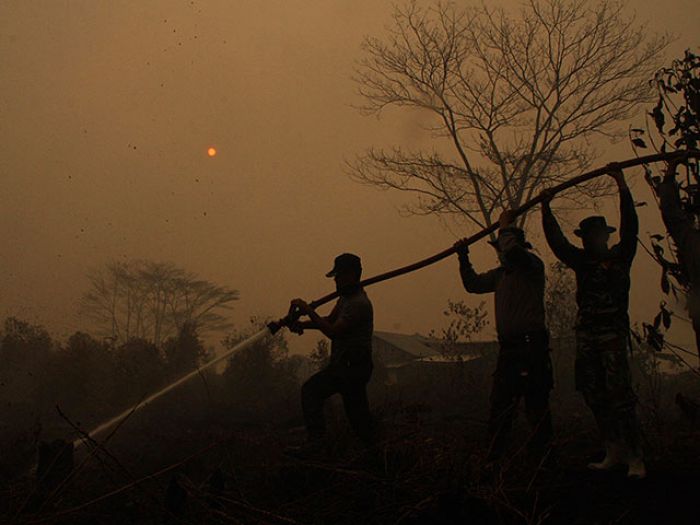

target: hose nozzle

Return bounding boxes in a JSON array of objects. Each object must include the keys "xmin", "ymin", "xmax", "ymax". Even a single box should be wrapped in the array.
[{"xmin": 267, "ymin": 302, "xmax": 304, "ymax": 334}]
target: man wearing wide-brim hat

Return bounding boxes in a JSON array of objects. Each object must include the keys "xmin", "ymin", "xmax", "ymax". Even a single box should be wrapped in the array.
[{"xmin": 540, "ymin": 165, "xmax": 645, "ymax": 479}]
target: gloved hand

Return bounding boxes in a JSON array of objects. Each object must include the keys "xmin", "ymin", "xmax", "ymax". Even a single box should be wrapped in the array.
[
  {"xmin": 288, "ymin": 320, "xmax": 305, "ymax": 335},
  {"xmin": 539, "ymin": 188, "xmax": 554, "ymax": 207},
  {"xmin": 664, "ymin": 156, "xmax": 685, "ymax": 183},
  {"xmin": 453, "ymin": 239, "xmax": 470, "ymax": 263}
]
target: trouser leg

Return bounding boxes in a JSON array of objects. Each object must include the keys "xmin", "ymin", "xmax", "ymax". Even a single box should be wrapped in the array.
[
  {"xmin": 341, "ymin": 382, "xmax": 374, "ymax": 445},
  {"xmin": 576, "ymin": 332, "xmax": 640, "ymax": 453},
  {"xmin": 488, "ymin": 370, "xmax": 519, "ymax": 460},
  {"xmin": 301, "ymin": 368, "xmax": 339, "ymax": 441},
  {"xmin": 524, "ymin": 342, "xmax": 554, "ymax": 455},
  {"xmin": 524, "ymin": 389, "xmax": 553, "ymax": 455},
  {"xmin": 601, "ymin": 348, "xmax": 641, "ymax": 454}
]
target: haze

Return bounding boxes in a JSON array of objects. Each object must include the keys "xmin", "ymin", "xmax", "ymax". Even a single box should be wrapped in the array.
[{"xmin": 1, "ymin": 0, "xmax": 698, "ymax": 356}]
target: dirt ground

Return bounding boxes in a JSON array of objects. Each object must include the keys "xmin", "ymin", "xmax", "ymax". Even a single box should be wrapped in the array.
[{"xmin": 2, "ymin": 380, "xmax": 699, "ymax": 525}]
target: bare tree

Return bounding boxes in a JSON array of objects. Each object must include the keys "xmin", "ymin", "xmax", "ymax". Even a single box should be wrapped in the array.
[
  {"xmin": 351, "ymin": 0, "xmax": 670, "ymax": 232},
  {"xmin": 79, "ymin": 260, "xmax": 239, "ymax": 347}
]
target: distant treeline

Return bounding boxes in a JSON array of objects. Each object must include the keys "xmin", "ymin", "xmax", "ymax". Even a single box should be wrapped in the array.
[{"xmin": 0, "ymin": 316, "xmax": 308, "ymax": 479}]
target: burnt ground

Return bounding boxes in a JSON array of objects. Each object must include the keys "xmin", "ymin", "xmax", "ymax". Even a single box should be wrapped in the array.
[{"xmin": 2, "ymin": 392, "xmax": 699, "ymax": 525}]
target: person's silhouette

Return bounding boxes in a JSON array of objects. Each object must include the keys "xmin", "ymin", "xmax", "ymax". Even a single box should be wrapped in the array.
[{"xmin": 287, "ymin": 253, "xmax": 375, "ymax": 457}]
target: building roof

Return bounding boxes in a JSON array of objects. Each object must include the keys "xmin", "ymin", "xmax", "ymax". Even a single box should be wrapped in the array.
[
  {"xmin": 373, "ymin": 330, "xmax": 494, "ymax": 359},
  {"xmin": 373, "ymin": 331, "xmax": 440, "ymax": 358},
  {"xmin": 384, "ymin": 353, "xmax": 482, "ymax": 369}
]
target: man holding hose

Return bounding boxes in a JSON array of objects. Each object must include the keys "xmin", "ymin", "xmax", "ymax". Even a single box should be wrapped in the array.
[
  {"xmin": 540, "ymin": 166, "xmax": 645, "ymax": 479},
  {"xmin": 454, "ymin": 210, "xmax": 554, "ymax": 463},
  {"xmin": 286, "ymin": 253, "xmax": 375, "ymax": 457}
]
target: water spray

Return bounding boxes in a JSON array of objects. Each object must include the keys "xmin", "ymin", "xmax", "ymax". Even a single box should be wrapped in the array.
[
  {"xmin": 75, "ymin": 149, "xmax": 698, "ymax": 450},
  {"xmin": 72, "ymin": 329, "xmax": 269, "ymax": 449}
]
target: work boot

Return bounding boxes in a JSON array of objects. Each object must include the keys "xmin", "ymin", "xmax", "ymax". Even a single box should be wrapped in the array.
[
  {"xmin": 625, "ymin": 453, "xmax": 647, "ymax": 480},
  {"xmin": 587, "ymin": 442, "xmax": 623, "ymax": 471}
]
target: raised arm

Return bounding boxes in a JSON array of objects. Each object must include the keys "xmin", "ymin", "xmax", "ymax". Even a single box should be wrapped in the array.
[
  {"xmin": 540, "ymin": 191, "xmax": 583, "ymax": 269},
  {"xmin": 611, "ymin": 166, "xmax": 638, "ymax": 262},
  {"xmin": 454, "ymin": 241, "xmax": 500, "ymax": 294}
]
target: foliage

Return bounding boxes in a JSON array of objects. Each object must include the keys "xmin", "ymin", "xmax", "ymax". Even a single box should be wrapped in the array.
[
  {"xmin": 649, "ymin": 49, "xmax": 700, "ymax": 151},
  {"xmin": 430, "ymin": 300, "xmax": 488, "ymax": 360},
  {"xmin": 545, "ymin": 262, "xmax": 577, "ymax": 339},
  {"xmin": 309, "ymin": 338, "xmax": 330, "ymax": 370},
  {"xmin": 162, "ymin": 321, "xmax": 208, "ymax": 378},
  {"xmin": 630, "ymin": 50, "xmax": 700, "ymax": 346}
]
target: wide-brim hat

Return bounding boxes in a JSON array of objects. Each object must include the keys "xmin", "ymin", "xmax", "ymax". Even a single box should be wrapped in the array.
[
  {"xmin": 574, "ymin": 216, "xmax": 616, "ymax": 237},
  {"xmin": 326, "ymin": 253, "xmax": 362, "ymax": 278}
]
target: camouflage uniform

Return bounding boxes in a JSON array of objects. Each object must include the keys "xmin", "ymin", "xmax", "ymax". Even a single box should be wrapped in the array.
[
  {"xmin": 574, "ymin": 331, "xmax": 638, "ymax": 449},
  {"xmin": 542, "ymin": 186, "xmax": 640, "ymax": 452}
]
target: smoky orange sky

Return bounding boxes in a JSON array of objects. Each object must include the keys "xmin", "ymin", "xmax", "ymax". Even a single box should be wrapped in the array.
[{"xmin": 0, "ymin": 1, "xmax": 698, "ymax": 359}]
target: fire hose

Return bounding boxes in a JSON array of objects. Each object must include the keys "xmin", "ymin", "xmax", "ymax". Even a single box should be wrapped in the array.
[
  {"xmin": 74, "ymin": 149, "xmax": 698, "ymax": 449},
  {"xmin": 269, "ymin": 149, "xmax": 700, "ymax": 332}
]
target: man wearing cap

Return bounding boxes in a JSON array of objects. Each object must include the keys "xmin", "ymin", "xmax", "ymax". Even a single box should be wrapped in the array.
[
  {"xmin": 454, "ymin": 210, "xmax": 553, "ymax": 463},
  {"xmin": 287, "ymin": 253, "xmax": 375, "ymax": 454},
  {"xmin": 540, "ymin": 166, "xmax": 645, "ymax": 479}
]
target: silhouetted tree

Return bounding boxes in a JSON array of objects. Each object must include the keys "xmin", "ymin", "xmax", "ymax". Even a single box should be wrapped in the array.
[
  {"xmin": 79, "ymin": 260, "xmax": 239, "ymax": 347},
  {"xmin": 0, "ymin": 317, "xmax": 53, "ymax": 409},
  {"xmin": 113, "ymin": 337, "xmax": 167, "ymax": 407},
  {"xmin": 351, "ymin": 0, "xmax": 669, "ymax": 232},
  {"xmin": 163, "ymin": 322, "xmax": 207, "ymax": 378},
  {"xmin": 50, "ymin": 331, "xmax": 115, "ymax": 421}
]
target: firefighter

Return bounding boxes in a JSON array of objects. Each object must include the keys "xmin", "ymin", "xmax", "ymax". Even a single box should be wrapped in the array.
[
  {"xmin": 287, "ymin": 253, "xmax": 375, "ymax": 456},
  {"xmin": 454, "ymin": 210, "xmax": 553, "ymax": 462},
  {"xmin": 540, "ymin": 166, "xmax": 645, "ymax": 479}
]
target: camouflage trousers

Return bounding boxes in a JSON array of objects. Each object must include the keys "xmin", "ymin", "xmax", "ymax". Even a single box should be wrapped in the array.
[{"xmin": 575, "ymin": 329, "xmax": 640, "ymax": 451}]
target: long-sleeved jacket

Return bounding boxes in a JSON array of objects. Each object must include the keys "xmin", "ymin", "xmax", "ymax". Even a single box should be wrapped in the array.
[
  {"xmin": 459, "ymin": 227, "xmax": 546, "ymax": 341},
  {"xmin": 656, "ymin": 178, "xmax": 700, "ymax": 323},
  {"xmin": 542, "ymin": 187, "xmax": 638, "ymax": 333}
]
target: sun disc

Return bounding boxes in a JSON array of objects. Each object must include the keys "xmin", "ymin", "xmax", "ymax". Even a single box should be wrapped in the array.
[{"xmin": 207, "ymin": 147, "xmax": 217, "ymax": 157}]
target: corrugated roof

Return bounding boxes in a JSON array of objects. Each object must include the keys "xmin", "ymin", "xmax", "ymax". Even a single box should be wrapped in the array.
[
  {"xmin": 373, "ymin": 331, "xmax": 439, "ymax": 358},
  {"xmin": 374, "ymin": 331, "xmax": 497, "ymax": 358},
  {"xmin": 384, "ymin": 353, "xmax": 482, "ymax": 368}
]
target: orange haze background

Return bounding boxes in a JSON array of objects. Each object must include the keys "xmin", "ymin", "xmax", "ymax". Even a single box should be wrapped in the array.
[{"xmin": 0, "ymin": 0, "xmax": 698, "ymax": 360}]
